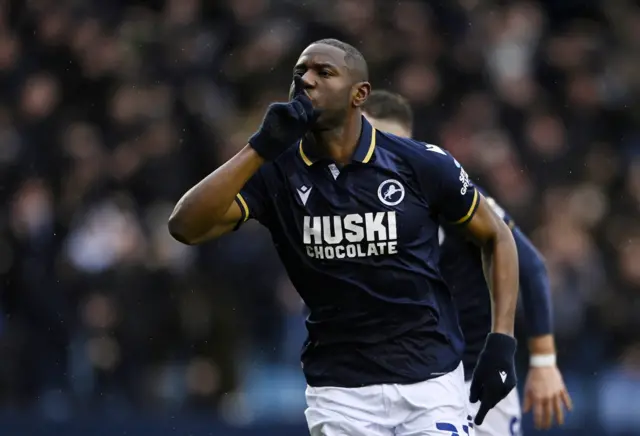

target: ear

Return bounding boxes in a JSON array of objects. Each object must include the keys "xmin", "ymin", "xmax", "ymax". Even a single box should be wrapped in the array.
[{"xmin": 351, "ymin": 82, "xmax": 371, "ymax": 108}]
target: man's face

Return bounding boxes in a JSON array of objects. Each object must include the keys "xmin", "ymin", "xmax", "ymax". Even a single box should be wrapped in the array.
[
  {"xmin": 292, "ymin": 44, "xmax": 357, "ymax": 130},
  {"xmin": 364, "ymin": 114, "xmax": 412, "ymax": 138}
]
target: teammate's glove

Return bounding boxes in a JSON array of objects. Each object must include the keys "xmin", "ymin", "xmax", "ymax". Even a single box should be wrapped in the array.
[
  {"xmin": 469, "ymin": 333, "xmax": 518, "ymax": 425},
  {"xmin": 249, "ymin": 75, "xmax": 317, "ymax": 161}
]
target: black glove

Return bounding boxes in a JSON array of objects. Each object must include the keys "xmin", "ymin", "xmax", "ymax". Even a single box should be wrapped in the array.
[
  {"xmin": 249, "ymin": 75, "xmax": 317, "ymax": 161},
  {"xmin": 469, "ymin": 333, "xmax": 518, "ymax": 425}
]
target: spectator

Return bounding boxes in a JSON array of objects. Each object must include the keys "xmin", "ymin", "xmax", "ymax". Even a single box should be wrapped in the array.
[{"xmin": 0, "ymin": 0, "xmax": 637, "ymax": 431}]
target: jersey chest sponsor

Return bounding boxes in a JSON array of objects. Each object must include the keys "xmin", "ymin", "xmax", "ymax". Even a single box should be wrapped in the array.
[{"xmin": 302, "ymin": 211, "xmax": 398, "ymax": 260}]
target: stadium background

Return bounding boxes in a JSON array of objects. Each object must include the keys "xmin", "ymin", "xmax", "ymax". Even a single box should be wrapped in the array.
[{"xmin": 0, "ymin": 0, "xmax": 638, "ymax": 434}]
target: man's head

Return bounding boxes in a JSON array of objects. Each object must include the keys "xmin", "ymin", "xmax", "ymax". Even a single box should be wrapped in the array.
[
  {"xmin": 362, "ymin": 90, "xmax": 414, "ymax": 138},
  {"xmin": 292, "ymin": 39, "xmax": 370, "ymax": 130}
]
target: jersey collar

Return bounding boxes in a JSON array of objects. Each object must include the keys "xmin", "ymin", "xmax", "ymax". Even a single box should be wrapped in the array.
[{"xmin": 299, "ymin": 116, "xmax": 377, "ymax": 166}]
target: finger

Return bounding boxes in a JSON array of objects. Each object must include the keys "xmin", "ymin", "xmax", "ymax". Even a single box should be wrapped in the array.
[
  {"xmin": 522, "ymin": 392, "xmax": 532, "ymax": 413},
  {"xmin": 562, "ymin": 389, "xmax": 574, "ymax": 411},
  {"xmin": 289, "ymin": 100, "xmax": 308, "ymax": 122},
  {"xmin": 542, "ymin": 398, "xmax": 553, "ymax": 429},
  {"xmin": 290, "ymin": 78, "xmax": 313, "ymax": 115},
  {"xmin": 292, "ymin": 74, "xmax": 306, "ymax": 99},
  {"xmin": 469, "ymin": 379, "xmax": 481, "ymax": 403},
  {"xmin": 469, "ymin": 374, "xmax": 482, "ymax": 403},
  {"xmin": 296, "ymin": 94, "xmax": 314, "ymax": 116},
  {"xmin": 563, "ymin": 391, "xmax": 574, "ymax": 411},
  {"xmin": 533, "ymin": 397, "xmax": 543, "ymax": 429},
  {"xmin": 553, "ymin": 394, "xmax": 565, "ymax": 426},
  {"xmin": 474, "ymin": 401, "xmax": 490, "ymax": 426}
]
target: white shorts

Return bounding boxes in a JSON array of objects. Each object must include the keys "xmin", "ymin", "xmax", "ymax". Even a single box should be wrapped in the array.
[
  {"xmin": 305, "ymin": 363, "xmax": 468, "ymax": 436},
  {"xmin": 465, "ymin": 380, "xmax": 522, "ymax": 436}
]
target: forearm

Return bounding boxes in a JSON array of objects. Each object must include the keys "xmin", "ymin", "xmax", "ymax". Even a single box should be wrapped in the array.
[
  {"xmin": 481, "ymin": 224, "xmax": 519, "ymax": 336},
  {"xmin": 169, "ymin": 144, "xmax": 264, "ymax": 241},
  {"xmin": 529, "ymin": 334, "xmax": 556, "ymax": 355}
]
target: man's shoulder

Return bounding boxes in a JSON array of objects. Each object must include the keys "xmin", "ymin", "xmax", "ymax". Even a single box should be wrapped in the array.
[{"xmin": 376, "ymin": 131, "xmax": 456, "ymax": 170}]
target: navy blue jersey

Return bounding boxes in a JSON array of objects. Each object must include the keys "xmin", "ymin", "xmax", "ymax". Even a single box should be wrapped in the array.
[
  {"xmin": 438, "ymin": 189, "xmax": 516, "ymax": 381},
  {"xmin": 234, "ymin": 117, "xmax": 479, "ymax": 388}
]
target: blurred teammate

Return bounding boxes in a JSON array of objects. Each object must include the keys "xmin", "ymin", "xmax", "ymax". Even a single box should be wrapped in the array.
[
  {"xmin": 362, "ymin": 90, "xmax": 573, "ymax": 435},
  {"xmin": 169, "ymin": 39, "xmax": 520, "ymax": 436}
]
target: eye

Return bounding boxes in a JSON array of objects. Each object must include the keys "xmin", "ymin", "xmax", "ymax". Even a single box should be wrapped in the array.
[{"xmin": 319, "ymin": 69, "xmax": 331, "ymax": 77}]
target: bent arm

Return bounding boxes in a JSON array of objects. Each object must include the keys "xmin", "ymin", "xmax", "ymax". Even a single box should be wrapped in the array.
[
  {"xmin": 168, "ymin": 145, "xmax": 265, "ymax": 245},
  {"xmin": 461, "ymin": 195, "xmax": 520, "ymax": 336}
]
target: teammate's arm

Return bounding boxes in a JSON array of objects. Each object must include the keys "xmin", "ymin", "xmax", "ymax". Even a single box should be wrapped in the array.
[
  {"xmin": 512, "ymin": 227, "xmax": 573, "ymax": 428},
  {"xmin": 168, "ymin": 145, "xmax": 265, "ymax": 244},
  {"xmin": 513, "ymin": 227, "xmax": 552, "ymax": 341},
  {"xmin": 484, "ymin": 192, "xmax": 573, "ymax": 427}
]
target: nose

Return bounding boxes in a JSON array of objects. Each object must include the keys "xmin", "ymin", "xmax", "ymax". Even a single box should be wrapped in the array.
[{"xmin": 300, "ymin": 72, "xmax": 314, "ymax": 90}]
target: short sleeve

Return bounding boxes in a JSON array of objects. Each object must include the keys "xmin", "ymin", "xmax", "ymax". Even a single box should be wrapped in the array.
[
  {"xmin": 415, "ymin": 143, "xmax": 479, "ymax": 225},
  {"xmin": 234, "ymin": 166, "xmax": 272, "ymax": 229}
]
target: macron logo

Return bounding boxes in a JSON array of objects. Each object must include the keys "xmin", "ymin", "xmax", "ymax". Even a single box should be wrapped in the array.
[
  {"xmin": 297, "ymin": 185, "xmax": 312, "ymax": 205},
  {"xmin": 499, "ymin": 371, "xmax": 507, "ymax": 383}
]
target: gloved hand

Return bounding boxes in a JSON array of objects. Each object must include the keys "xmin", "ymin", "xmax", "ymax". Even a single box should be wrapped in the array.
[
  {"xmin": 249, "ymin": 75, "xmax": 317, "ymax": 161},
  {"xmin": 469, "ymin": 333, "xmax": 518, "ymax": 425}
]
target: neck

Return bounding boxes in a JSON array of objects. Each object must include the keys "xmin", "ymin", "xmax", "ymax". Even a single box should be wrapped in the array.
[{"xmin": 311, "ymin": 112, "xmax": 362, "ymax": 165}]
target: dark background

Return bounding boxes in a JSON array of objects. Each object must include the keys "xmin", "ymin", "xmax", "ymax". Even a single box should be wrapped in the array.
[{"xmin": 0, "ymin": 0, "xmax": 638, "ymax": 434}]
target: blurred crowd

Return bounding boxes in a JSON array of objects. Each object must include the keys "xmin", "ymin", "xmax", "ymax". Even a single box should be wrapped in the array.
[{"xmin": 0, "ymin": 0, "xmax": 639, "ymax": 429}]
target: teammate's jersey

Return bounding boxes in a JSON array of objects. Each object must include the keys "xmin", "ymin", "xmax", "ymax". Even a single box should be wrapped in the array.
[
  {"xmin": 438, "ymin": 189, "xmax": 515, "ymax": 381},
  {"xmin": 235, "ymin": 117, "xmax": 479, "ymax": 388}
]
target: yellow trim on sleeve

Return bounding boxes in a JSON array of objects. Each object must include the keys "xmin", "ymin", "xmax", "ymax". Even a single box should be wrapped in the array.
[
  {"xmin": 236, "ymin": 193, "xmax": 250, "ymax": 222},
  {"xmin": 361, "ymin": 127, "xmax": 377, "ymax": 163},
  {"xmin": 299, "ymin": 140, "xmax": 313, "ymax": 166},
  {"xmin": 451, "ymin": 189, "xmax": 479, "ymax": 225}
]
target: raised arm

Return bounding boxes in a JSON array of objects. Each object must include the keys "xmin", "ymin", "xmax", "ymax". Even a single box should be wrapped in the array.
[
  {"xmin": 168, "ymin": 145, "xmax": 264, "ymax": 244},
  {"xmin": 169, "ymin": 74, "xmax": 316, "ymax": 245}
]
